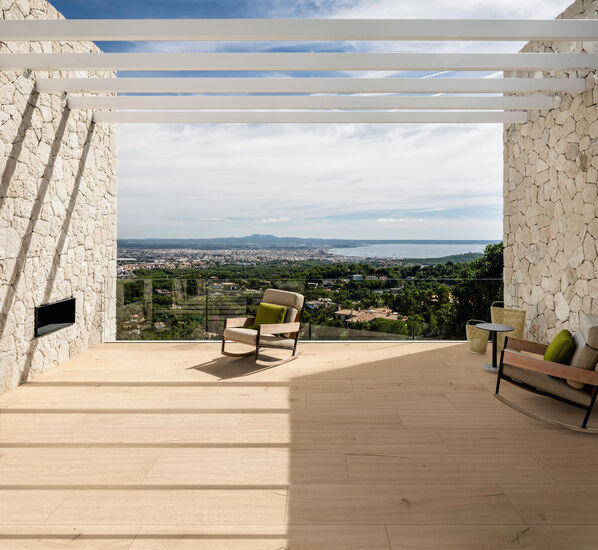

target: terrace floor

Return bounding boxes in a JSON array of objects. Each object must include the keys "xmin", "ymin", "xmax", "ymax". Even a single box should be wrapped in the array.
[{"xmin": 0, "ymin": 341, "xmax": 597, "ymax": 549}]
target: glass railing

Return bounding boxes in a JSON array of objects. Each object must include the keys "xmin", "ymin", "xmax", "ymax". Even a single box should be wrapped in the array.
[{"xmin": 108, "ymin": 277, "xmax": 504, "ymax": 341}]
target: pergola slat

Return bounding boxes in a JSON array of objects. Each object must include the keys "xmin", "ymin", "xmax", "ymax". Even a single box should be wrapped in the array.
[
  {"xmin": 3, "ymin": 52, "xmax": 598, "ymax": 72},
  {"xmin": 1, "ymin": 18, "xmax": 598, "ymax": 41},
  {"xmin": 92, "ymin": 110, "xmax": 528, "ymax": 123},
  {"xmin": 35, "ymin": 77, "xmax": 588, "ymax": 94},
  {"xmin": 68, "ymin": 95, "xmax": 555, "ymax": 110}
]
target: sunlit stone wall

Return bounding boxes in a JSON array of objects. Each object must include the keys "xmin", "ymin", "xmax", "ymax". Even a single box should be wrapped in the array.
[
  {"xmin": 503, "ymin": 0, "xmax": 598, "ymax": 341},
  {"xmin": 0, "ymin": 0, "xmax": 117, "ymax": 391}
]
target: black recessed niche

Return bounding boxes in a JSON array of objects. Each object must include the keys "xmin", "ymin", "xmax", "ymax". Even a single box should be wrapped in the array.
[{"xmin": 34, "ymin": 297, "xmax": 76, "ymax": 337}]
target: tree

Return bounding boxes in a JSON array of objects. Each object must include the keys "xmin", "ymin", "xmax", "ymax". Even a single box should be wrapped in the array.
[
  {"xmin": 449, "ymin": 243, "xmax": 504, "ymax": 338},
  {"xmin": 122, "ymin": 280, "xmax": 144, "ymax": 305},
  {"xmin": 436, "ymin": 284, "xmax": 450, "ymax": 304}
]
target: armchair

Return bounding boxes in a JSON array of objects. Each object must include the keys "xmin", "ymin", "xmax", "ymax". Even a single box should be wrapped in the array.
[
  {"xmin": 495, "ymin": 314, "xmax": 598, "ymax": 432},
  {"xmin": 221, "ymin": 289, "xmax": 304, "ymax": 367}
]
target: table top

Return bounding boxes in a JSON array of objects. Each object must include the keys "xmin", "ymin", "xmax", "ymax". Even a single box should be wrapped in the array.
[{"xmin": 476, "ymin": 322, "xmax": 514, "ymax": 332}]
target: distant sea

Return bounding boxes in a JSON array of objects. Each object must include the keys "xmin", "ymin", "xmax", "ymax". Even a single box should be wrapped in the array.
[{"xmin": 329, "ymin": 242, "xmax": 494, "ymax": 259}]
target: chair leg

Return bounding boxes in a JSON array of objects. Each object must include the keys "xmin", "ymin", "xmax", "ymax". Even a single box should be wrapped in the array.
[
  {"xmin": 223, "ymin": 329, "xmax": 300, "ymax": 367},
  {"xmin": 254, "ymin": 344, "xmax": 300, "ymax": 368},
  {"xmin": 582, "ymin": 387, "xmax": 597, "ymax": 429},
  {"xmin": 221, "ymin": 339, "xmax": 257, "ymax": 358},
  {"xmin": 495, "ymin": 372, "xmax": 502, "ymax": 394},
  {"xmin": 495, "ymin": 348, "xmax": 505, "ymax": 394}
]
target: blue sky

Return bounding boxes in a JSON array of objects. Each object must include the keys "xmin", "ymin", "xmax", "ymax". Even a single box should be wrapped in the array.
[{"xmin": 51, "ymin": 0, "xmax": 572, "ymax": 240}]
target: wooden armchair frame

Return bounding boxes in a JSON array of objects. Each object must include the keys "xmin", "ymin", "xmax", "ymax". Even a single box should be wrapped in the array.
[
  {"xmin": 495, "ymin": 336, "xmax": 598, "ymax": 433},
  {"xmin": 221, "ymin": 307, "xmax": 303, "ymax": 367}
]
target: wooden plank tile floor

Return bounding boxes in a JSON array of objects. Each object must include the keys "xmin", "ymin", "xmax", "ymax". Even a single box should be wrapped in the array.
[{"xmin": 0, "ymin": 342, "xmax": 597, "ymax": 549}]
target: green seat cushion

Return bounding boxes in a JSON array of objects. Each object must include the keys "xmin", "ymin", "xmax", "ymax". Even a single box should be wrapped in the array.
[
  {"xmin": 544, "ymin": 329, "xmax": 576, "ymax": 365},
  {"xmin": 252, "ymin": 302, "xmax": 287, "ymax": 329}
]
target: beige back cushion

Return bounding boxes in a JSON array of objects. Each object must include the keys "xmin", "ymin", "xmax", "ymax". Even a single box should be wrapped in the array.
[
  {"xmin": 262, "ymin": 289, "xmax": 304, "ymax": 322},
  {"xmin": 284, "ymin": 307, "xmax": 299, "ymax": 324},
  {"xmin": 566, "ymin": 314, "xmax": 598, "ymax": 389},
  {"xmin": 581, "ymin": 314, "xmax": 598, "ymax": 350},
  {"xmin": 261, "ymin": 289, "xmax": 304, "ymax": 338}
]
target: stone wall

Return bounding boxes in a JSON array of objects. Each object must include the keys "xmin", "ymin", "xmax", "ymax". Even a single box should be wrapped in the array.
[
  {"xmin": 503, "ymin": 0, "xmax": 598, "ymax": 342},
  {"xmin": 0, "ymin": 0, "xmax": 117, "ymax": 391}
]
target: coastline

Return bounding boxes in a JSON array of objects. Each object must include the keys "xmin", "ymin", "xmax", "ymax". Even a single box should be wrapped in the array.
[{"xmin": 328, "ymin": 242, "xmax": 496, "ymax": 260}]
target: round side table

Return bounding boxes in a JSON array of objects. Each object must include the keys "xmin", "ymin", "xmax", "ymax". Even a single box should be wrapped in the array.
[{"xmin": 476, "ymin": 322, "xmax": 514, "ymax": 372}]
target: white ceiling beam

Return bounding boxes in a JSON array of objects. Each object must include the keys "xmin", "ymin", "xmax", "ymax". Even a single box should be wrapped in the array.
[
  {"xmin": 3, "ymin": 52, "xmax": 598, "ymax": 72},
  {"xmin": 36, "ymin": 77, "xmax": 588, "ymax": 94},
  {"xmin": 92, "ymin": 110, "xmax": 528, "ymax": 123},
  {"xmin": 68, "ymin": 94, "xmax": 554, "ymax": 110},
  {"xmin": 1, "ymin": 19, "xmax": 597, "ymax": 42}
]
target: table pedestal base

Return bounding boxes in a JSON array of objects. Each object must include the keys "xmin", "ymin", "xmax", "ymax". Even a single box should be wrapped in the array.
[
  {"xmin": 482, "ymin": 362, "xmax": 498, "ymax": 373},
  {"xmin": 475, "ymin": 323, "xmax": 514, "ymax": 374}
]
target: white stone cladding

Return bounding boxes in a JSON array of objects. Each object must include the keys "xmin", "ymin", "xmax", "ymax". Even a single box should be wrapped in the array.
[
  {"xmin": 503, "ymin": 0, "xmax": 598, "ymax": 342},
  {"xmin": 0, "ymin": 0, "xmax": 116, "ymax": 391}
]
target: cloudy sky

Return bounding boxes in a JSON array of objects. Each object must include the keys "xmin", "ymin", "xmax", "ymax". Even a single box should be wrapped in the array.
[{"xmin": 52, "ymin": 0, "xmax": 573, "ymax": 240}]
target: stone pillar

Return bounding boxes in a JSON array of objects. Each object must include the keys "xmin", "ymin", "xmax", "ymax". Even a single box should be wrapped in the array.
[
  {"xmin": 0, "ymin": 0, "xmax": 117, "ymax": 391},
  {"xmin": 503, "ymin": 0, "xmax": 598, "ymax": 342}
]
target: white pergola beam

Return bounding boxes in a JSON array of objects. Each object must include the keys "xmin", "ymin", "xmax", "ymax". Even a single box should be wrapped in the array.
[
  {"xmin": 68, "ymin": 94, "xmax": 554, "ymax": 110},
  {"xmin": 92, "ymin": 110, "xmax": 528, "ymax": 123},
  {"xmin": 36, "ymin": 77, "xmax": 588, "ymax": 94},
  {"xmin": 1, "ymin": 19, "xmax": 598, "ymax": 42},
  {"xmin": 3, "ymin": 52, "xmax": 598, "ymax": 72}
]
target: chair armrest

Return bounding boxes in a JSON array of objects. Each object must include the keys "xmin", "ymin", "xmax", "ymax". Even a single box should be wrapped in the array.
[
  {"xmin": 258, "ymin": 322, "xmax": 301, "ymax": 336},
  {"xmin": 225, "ymin": 317, "xmax": 254, "ymax": 329},
  {"xmin": 502, "ymin": 349, "xmax": 598, "ymax": 387},
  {"xmin": 505, "ymin": 336, "xmax": 548, "ymax": 355}
]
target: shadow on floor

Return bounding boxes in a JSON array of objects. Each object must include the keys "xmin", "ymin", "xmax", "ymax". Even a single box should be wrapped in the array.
[
  {"xmin": 189, "ymin": 351, "xmax": 290, "ymax": 379},
  {"xmin": 0, "ymin": 343, "xmax": 596, "ymax": 548}
]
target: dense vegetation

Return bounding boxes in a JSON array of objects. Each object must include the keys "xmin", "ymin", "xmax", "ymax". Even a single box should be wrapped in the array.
[
  {"xmin": 131, "ymin": 251, "xmax": 488, "ymax": 282},
  {"xmin": 117, "ymin": 243, "xmax": 503, "ymax": 341}
]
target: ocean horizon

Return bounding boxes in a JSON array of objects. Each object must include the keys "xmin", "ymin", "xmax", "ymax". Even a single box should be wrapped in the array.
[{"xmin": 329, "ymin": 242, "xmax": 496, "ymax": 259}]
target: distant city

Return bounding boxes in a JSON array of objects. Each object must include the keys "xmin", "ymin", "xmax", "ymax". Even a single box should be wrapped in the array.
[
  {"xmin": 116, "ymin": 235, "xmax": 497, "ymax": 278},
  {"xmin": 117, "ymin": 246, "xmax": 335, "ymax": 278}
]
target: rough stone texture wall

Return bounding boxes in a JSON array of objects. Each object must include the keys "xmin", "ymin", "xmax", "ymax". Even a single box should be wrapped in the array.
[
  {"xmin": 503, "ymin": 0, "xmax": 598, "ymax": 342},
  {"xmin": 0, "ymin": 0, "xmax": 117, "ymax": 392}
]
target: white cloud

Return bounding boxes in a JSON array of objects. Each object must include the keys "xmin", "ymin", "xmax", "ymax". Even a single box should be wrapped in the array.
[
  {"xmin": 261, "ymin": 216, "xmax": 291, "ymax": 224},
  {"xmin": 377, "ymin": 218, "xmax": 425, "ymax": 224},
  {"xmin": 117, "ymin": 121, "xmax": 502, "ymax": 239},
  {"xmin": 326, "ymin": 0, "xmax": 571, "ymax": 20}
]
